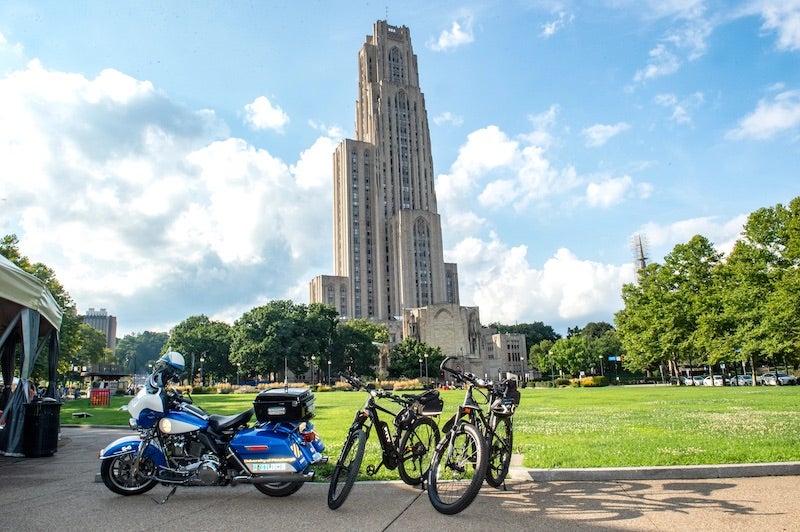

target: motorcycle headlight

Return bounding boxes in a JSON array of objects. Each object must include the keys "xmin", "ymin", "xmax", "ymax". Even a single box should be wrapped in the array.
[
  {"xmin": 159, "ymin": 418, "xmax": 173, "ymax": 433},
  {"xmin": 128, "ymin": 418, "xmax": 139, "ymax": 430}
]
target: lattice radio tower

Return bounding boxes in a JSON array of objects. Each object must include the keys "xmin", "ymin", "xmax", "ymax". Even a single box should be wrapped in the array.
[{"xmin": 631, "ymin": 233, "xmax": 649, "ymax": 271}]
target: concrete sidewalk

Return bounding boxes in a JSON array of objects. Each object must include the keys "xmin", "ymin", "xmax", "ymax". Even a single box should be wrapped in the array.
[{"xmin": 1, "ymin": 426, "xmax": 799, "ymax": 531}]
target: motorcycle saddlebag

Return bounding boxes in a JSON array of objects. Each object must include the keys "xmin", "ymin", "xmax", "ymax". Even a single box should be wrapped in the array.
[{"xmin": 254, "ymin": 387, "xmax": 315, "ymax": 422}]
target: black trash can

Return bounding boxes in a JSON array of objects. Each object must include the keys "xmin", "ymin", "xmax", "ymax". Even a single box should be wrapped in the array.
[{"xmin": 23, "ymin": 400, "xmax": 62, "ymax": 457}]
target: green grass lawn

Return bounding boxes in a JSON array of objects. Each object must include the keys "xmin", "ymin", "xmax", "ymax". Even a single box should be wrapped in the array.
[{"xmin": 62, "ymin": 385, "xmax": 800, "ymax": 479}]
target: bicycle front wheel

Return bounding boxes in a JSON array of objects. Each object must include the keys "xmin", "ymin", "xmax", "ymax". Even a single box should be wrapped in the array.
[
  {"xmin": 485, "ymin": 414, "xmax": 513, "ymax": 488},
  {"xmin": 427, "ymin": 422, "xmax": 487, "ymax": 515},
  {"xmin": 398, "ymin": 416, "xmax": 440, "ymax": 485},
  {"xmin": 327, "ymin": 428, "xmax": 367, "ymax": 510}
]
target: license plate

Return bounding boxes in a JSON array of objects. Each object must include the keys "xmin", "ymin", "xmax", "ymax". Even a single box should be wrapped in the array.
[{"xmin": 251, "ymin": 462, "xmax": 287, "ymax": 472}]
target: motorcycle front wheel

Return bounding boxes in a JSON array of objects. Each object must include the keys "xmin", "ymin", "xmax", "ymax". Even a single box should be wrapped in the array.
[
  {"xmin": 253, "ymin": 481, "xmax": 303, "ymax": 497},
  {"xmin": 100, "ymin": 454, "xmax": 159, "ymax": 496}
]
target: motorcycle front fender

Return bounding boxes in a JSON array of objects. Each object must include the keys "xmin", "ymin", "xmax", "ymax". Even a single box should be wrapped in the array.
[{"xmin": 99, "ymin": 434, "xmax": 166, "ymax": 467}]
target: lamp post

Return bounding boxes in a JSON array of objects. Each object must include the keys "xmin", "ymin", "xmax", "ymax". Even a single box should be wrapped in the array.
[
  {"xmin": 328, "ymin": 359, "xmax": 331, "ymax": 386},
  {"xmin": 419, "ymin": 358, "xmax": 423, "ymax": 380},
  {"xmin": 311, "ymin": 355, "xmax": 316, "ymax": 385},
  {"xmin": 199, "ymin": 355, "xmax": 205, "ymax": 387},
  {"xmin": 236, "ymin": 363, "xmax": 241, "ymax": 386},
  {"xmin": 424, "ymin": 353, "xmax": 429, "ymax": 383}
]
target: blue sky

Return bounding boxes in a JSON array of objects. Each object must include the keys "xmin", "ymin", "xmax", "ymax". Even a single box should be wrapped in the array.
[{"xmin": 1, "ymin": 1, "xmax": 798, "ymax": 338}]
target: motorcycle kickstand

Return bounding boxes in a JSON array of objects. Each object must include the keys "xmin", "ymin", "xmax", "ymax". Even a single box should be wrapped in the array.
[{"xmin": 152, "ymin": 486, "xmax": 177, "ymax": 505}]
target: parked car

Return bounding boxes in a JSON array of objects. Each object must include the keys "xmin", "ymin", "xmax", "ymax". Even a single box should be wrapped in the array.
[
  {"xmin": 728, "ymin": 374, "xmax": 754, "ymax": 386},
  {"xmin": 761, "ymin": 372, "xmax": 796, "ymax": 386},
  {"xmin": 703, "ymin": 375, "xmax": 724, "ymax": 386},
  {"xmin": 691, "ymin": 376, "xmax": 705, "ymax": 386}
]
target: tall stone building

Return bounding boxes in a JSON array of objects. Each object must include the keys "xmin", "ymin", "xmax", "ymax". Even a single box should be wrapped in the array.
[
  {"xmin": 310, "ymin": 20, "xmax": 459, "ymax": 322},
  {"xmin": 310, "ymin": 21, "xmax": 529, "ymax": 381}
]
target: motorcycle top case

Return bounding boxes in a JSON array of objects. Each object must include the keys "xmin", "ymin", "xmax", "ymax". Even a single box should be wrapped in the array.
[{"xmin": 254, "ymin": 387, "xmax": 315, "ymax": 422}]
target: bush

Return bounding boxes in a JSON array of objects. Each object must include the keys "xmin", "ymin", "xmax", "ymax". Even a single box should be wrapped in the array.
[
  {"xmin": 571, "ymin": 376, "xmax": 609, "ymax": 387},
  {"xmin": 555, "ymin": 378, "xmax": 572, "ymax": 387}
]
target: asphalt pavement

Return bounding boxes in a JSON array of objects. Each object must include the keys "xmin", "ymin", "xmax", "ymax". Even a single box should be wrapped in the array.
[{"xmin": 1, "ymin": 426, "xmax": 800, "ymax": 531}]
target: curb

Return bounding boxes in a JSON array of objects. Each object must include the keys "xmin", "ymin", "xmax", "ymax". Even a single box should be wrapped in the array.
[{"xmin": 510, "ymin": 460, "xmax": 800, "ymax": 482}]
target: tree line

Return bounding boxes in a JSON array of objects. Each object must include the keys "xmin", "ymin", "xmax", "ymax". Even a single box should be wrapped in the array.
[{"xmin": 615, "ymin": 196, "xmax": 800, "ymax": 378}]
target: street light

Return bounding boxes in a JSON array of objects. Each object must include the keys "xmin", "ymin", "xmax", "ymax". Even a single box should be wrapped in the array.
[
  {"xmin": 424, "ymin": 353, "xmax": 429, "ymax": 382},
  {"xmin": 311, "ymin": 355, "xmax": 316, "ymax": 384},
  {"xmin": 236, "ymin": 363, "xmax": 241, "ymax": 386},
  {"xmin": 199, "ymin": 355, "xmax": 205, "ymax": 387},
  {"xmin": 328, "ymin": 359, "xmax": 331, "ymax": 386},
  {"xmin": 419, "ymin": 358, "xmax": 423, "ymax": 380}
]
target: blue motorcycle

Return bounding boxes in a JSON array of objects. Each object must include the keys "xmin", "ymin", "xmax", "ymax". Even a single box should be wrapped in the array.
[{"xmin": 99, "ymin": 352, "xmax": 326, "ymax": 502}]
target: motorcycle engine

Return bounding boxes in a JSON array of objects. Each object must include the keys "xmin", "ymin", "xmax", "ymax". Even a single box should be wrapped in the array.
[{"xmin": 163, "ymin": 433, "xmax": 225, "ymax": 486}]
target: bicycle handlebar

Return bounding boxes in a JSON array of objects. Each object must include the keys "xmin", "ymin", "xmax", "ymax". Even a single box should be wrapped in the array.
[
  {"xmin": 439, "ymin": 356, "xmax": 486, "ymax": 387},
  {"xmin": 339, "ymin": 371, "xmax": 410, "ymax": 405}
]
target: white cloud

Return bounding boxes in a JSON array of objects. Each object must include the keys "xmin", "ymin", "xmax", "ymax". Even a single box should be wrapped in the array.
[
  {"xmin": 582, "ymin": 122, "xmax": 631, "ymax": 147},
  {"xmin": 590, "ymin": 175, "xmax": 652, "ymax": 208},
  {"xmin": 244, "ymin": 95, "xmax": 289, "ymax": 132},
  {"xmin": 634, "ymin": 44, "xmax": 681, "ymax": 82},
  {"xmin": 429, "ymin": 19, "xmax": 474, "ymax": 51},
  {"xmin": 758, "ymin": 0, "xmax": 800, "ymax": 51},
  {"xmin": 640, "ymin": 214, "xmax": 748, "ymax": 258},
  {"xmin": 540, "ymin": 12, "xmax": 574, "ymax": 38},
  {"xmin": 449, "ymin": 235, "xmax": 636, "ymax": 329},
  {"xmin": 0, "ymin": 60, "xmax": 331, "ymax": 335},
  {"xmin": 433, "ymin": 111, "xmax": 464, "ymax": 126},
  {"xmin": 726, "ymin": 89, "xmax": 800, "ymax": 140},
  {"xmin": 654, "ymin": 91, "xmax": 704, "ymax": 124}
]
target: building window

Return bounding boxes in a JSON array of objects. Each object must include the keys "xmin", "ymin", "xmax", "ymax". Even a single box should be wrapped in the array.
[{"xmin": 388, "ymin": 47, "xmax": 404, "ymax": 84}]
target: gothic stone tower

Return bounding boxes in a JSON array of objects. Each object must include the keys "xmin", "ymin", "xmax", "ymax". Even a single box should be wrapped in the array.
[{"xmin": 311, "ymin": 21, "xmax": 459, "ymax": 322}]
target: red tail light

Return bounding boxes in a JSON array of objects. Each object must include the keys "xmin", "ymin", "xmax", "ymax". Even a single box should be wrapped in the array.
[{"xmin": 300, "ymin": 429, "xmax": 318, "ymax": 443}]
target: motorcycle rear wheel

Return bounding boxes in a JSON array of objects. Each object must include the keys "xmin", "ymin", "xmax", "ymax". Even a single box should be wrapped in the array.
[
  {"xmin": 100, "ymin": 454, "xmax": 159, "ymax": 496},
  {"xmin": 253, "ymin": 481, "xmax": 303, "ymax": 497}
]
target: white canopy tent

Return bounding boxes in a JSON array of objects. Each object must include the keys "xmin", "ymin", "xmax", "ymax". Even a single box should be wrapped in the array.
[{"xmin": 0, "ymin": 255, "xmax": 63, "ymax": 456}]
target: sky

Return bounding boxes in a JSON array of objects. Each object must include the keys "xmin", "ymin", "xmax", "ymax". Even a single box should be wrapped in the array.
[{"xmin": 1, "ymin": 1, "xmax": 799, "ymax": 339}]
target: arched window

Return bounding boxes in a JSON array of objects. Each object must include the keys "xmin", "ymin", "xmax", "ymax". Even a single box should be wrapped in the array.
[{"xmin": 388, "ymin": 47, "xmax": 404, "ymax": 84}]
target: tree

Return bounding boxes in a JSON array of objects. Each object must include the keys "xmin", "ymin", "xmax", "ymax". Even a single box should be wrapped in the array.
[
  {"xmin": 166, "ymin": 315, "xmax": 233, "ymax": 384},
  {"xmin": 345, "ymin": 318, "xmax": 390, "ymax": 343},
  {"xmin": 333, "ymin": 322, "xmax": 379, "ymax": 378},
  {"xmin": 387, "ymin": 338, "xmax": 443, "ymax": 380},
  {"xmin": 230, "ymin": 300, "xmax": 336, "ymax": 380},
  {"xmin": 529, "ymin": 339, "xmax": 555, "ymax": 375},
  {"xmin": 616, "ymin": 235, "xmax": 722, "ymax": 376},
  {"xmin": 114, "ymin": 331, "xmax": 169, "ymax": 375},
  {"xmin": 490, "ymin": 321, "xmax": 560, "ymax": 353},
  {"xmin": 548, "ymin": 335, "xmax": 591, "ymax": 376},
  {"xmin": 75, "ymin": 323, "xmax": 111, "ymax": 366}
]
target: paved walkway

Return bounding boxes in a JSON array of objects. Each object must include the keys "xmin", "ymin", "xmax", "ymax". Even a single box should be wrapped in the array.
[{"xmin": 1, "ymin": 426, "xmax": 799, "ymax": 531}]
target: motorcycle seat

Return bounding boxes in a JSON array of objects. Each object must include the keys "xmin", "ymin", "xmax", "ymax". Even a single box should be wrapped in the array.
[{"xmin": 208, "ymin": 408, "xmax": 254, "ymax": 432}]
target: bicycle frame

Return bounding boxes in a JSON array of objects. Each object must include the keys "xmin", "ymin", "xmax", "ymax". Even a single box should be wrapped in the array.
[{"xmin": 347, "ymin": 390, "xmax": 405, "ymax": 474}]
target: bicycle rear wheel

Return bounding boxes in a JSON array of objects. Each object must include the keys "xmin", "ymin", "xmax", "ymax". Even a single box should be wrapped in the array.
[
  {"xmin": 327, "ymin": 428, "xmax": 367, "ymax": 510},
  {"xmin": 485, "ymin": 415, "xmax": 513, "ymax": 488},
  {"xmin": 398, "ymin": 416, "xmax": 440, "ymax": 485},
  {"xmin": 427, "ymin": 422, "xmax": 487, "ymax": 515}
]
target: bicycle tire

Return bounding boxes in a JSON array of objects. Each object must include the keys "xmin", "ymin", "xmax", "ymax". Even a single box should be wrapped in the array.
[
  {"xmin": 327, "ymin": 428, "xmax": 367, "ymax": 510},
  {"xmin": 485, "ymin": 414, "xmax": 513, "ymax": 488},
  {"xmin": 427, "ymin": 422, "xmax": 487, "ymax": 515},
  {"xmin": 397, "ymin": 416, "xmax": 440, "ymax": 485}
]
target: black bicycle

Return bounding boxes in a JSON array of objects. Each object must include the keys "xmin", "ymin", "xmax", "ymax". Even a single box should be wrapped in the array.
[
  {"xmin": 327, "ymin": 372, "xmax": 441, "ymax": 510},
  {"xmin": 427, "ymin": 356, "xmax": 519, "ymax": 514}
]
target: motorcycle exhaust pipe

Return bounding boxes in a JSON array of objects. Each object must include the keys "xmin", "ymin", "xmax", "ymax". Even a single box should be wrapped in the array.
[{"xmin": 232, "ymin": 471, "xmax": 315, "ymax": 485}]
